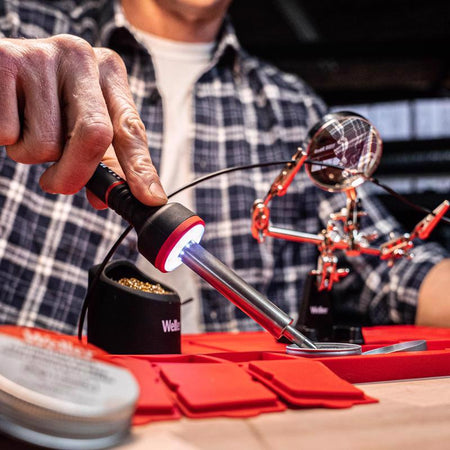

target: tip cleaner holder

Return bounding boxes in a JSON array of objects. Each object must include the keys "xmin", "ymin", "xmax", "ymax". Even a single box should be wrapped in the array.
[{"xmin": 85, "ymin": 163, "xmax": 317, "ymax": 350}]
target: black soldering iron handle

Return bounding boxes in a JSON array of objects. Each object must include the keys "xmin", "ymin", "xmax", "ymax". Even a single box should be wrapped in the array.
[
  {"xmin": 86, "ymin": 163, "xmax": 203, "ymax": 272},
  {"xmin": 85, "ymin": 162, "xmax": 124, "ymax": 205},
  {"xmin": 86, "ymin": 162, "xmax": 160, "ymax": 230}
]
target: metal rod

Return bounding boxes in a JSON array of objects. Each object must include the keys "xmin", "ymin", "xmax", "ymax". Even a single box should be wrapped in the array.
[
  {"xmin": 180, "ymin": 242, "xmax": 317, "ymax": 349},
  {"xmin": 267, "ymin": 226, "xmax": 324, "ymax": 245}
]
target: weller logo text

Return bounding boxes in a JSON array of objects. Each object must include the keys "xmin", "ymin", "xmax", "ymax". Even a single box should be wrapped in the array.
[
  {"xmin": 161, "ymin": 319, "xmax": 181, "ymax": 333},
  {"xmin": 309, "ymin": 306, "xmax": 329, "ymax": 315}
]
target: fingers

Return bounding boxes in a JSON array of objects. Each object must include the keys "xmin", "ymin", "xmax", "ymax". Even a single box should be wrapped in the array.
[
  {"xmin": 0, "ymin": 36, "xmax": 167, "ymax": 207},
  {"xmin": 39, "ymin": 36, "xmax": 113, "ymax": 195},
  {"xmin": 5, "ymin": 47, "xmax": 63, "ymax": 168},
  {"xmin": 0, "ymin": 43, "xmax": 20, "ymax": 146},
  {"xmin": 0, "ymin": 36, "xmax": 110, "ymax": 194},
  {"xmin": 85, "ymin": 145, "xmax": 118, "ymax": 209},
  {"xmin": 1, "ymin": 40, "xmax": 63, "ymax": 164},
  {"xmin": 94, "ymin": 47, "xmax": 167, "ymax": 206},
  {"xmin": 101, "ymin": 144, "xmax": 126, "ymax": 178}
]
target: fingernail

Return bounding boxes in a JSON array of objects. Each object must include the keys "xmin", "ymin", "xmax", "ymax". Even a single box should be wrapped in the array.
[{"xmin": 149, "ymin": 182, "xmax": 168, "ymax": 202}]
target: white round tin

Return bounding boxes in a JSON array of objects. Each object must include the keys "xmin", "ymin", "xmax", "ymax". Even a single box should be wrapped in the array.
[{"xmin": 0, "ymin": 326, "xmax": 139, "ymax": 449}]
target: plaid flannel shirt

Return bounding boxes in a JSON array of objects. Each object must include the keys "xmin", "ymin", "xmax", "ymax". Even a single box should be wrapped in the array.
[{"xmin": 0, "ymin": 0, "xmax": 447, "ymax": 334}]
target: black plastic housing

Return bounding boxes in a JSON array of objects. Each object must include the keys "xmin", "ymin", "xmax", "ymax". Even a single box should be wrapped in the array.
[{"xmin": 87, "ymin": 260, "xmax": 181, "ymax": 354}]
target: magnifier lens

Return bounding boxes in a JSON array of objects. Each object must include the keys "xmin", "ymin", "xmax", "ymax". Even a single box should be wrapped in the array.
[{"xmin": 305, "ymin": 112, "xmax": 382, "ymax": 192}]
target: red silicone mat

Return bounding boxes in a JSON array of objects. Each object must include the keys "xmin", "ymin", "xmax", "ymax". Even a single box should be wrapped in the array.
[
  {"xmin": 157, "ymin": 362, "xmax": 285, "ymax": 418},
  {"xmin": 109, "ymin": 326, "xmax": 450, "ymax": 424},
  {"xmin": 11, "ymin": 326, "xmax": 450, "ymax": 425},
  {"xmin": 317, "ymin": 350, "xmax": 450, "ymax": 383}
]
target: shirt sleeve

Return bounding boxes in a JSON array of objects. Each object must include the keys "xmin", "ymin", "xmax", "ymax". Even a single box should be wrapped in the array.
[{"xmin": 317, "ymin": 186, "xmax": 449, "ymax": 325}]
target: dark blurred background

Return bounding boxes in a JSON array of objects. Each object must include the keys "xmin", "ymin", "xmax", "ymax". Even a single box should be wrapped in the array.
[{"xmin": 229, "ymin": 0, "xmax": 450, "ymax": 248}]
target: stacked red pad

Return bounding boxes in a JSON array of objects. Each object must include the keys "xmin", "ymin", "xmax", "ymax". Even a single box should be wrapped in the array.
[
  {"xmin": 110, "ymin": 356, "xmax": 181, "ymax": 425},
  {"xmin": 157, "ymin": 362, "xmax": 285, "ymax": 418},
  {"xmin": 112, "ymin": 354, "xmax": 285, "ymax": 422},
  {"xmin": 111, "ymin": 352, "xmax": 376, "ymax": 425},
  {"xmin": 246, "ymin": 358, "xmax": 377, "ymax": 408}
]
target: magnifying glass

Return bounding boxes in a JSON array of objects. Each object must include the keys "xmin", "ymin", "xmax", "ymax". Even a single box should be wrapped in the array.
[{"xmin": 305, "ymin": 111, "xmax": 383, "ymax": 192}]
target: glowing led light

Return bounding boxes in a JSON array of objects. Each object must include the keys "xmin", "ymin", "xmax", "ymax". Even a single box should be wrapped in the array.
[{"xmin": 163, "ymin": 224, "xmax": 205, "ymax": 272}]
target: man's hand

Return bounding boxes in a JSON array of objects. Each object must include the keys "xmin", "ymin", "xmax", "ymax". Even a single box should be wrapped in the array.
[{"xmin": 0, "ymin": 35, "xmax": 167, "ymax": 207}]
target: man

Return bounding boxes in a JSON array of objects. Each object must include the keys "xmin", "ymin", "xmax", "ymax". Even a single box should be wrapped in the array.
[{"xmin": 0, "ymin": 0, "xmax": 448, "ymax": 335}]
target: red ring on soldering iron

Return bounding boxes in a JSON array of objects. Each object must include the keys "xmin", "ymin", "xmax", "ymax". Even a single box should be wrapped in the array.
[
  {"xmin": 154, "ymin": 215, "xmax": 205, "ymax": 272},
  {"xmin": 104, "ymin": 180, "xmax": 125, "ymax": 206}
]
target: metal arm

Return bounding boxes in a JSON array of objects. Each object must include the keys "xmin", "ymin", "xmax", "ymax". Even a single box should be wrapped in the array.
[
  {"xmin": 380, "ymin": 200, "xmax": 450, "ymax": 264},
  {"xmin": 251, "ymin": 149, "xmax": 449, "ymax": 291}
]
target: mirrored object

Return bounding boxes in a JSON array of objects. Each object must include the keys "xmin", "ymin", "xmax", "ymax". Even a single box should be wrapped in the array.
[{"xmin": 305, "ymin": 112, "xmax": 382, "ymax": 192}]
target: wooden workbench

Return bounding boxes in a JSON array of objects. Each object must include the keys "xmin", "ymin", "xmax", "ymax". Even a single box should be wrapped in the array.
[{"xmin": 118, "ymin": 377, "xmax": 450, "ymax": 450}]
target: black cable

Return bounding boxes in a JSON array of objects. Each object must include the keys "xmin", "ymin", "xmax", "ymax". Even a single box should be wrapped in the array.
[
  {"xmin": 77, "ymin": 224, "xmax": 133, "ymax": 340},
  {"xmin": 168, "ymin": 158, "xmax": 346, "ymax": 198},
  {"xmin": 168, "ymin": 160, "xmax": 290, "ymax": 197},
  {"xmin": 368, "ymin": 176, "xmax": 450, "ymax": 225}
]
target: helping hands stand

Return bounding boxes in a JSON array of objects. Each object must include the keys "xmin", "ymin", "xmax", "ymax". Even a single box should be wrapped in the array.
[{"xmin": 251, "ymin": 113, "xmax": 449, "ymax": 342}]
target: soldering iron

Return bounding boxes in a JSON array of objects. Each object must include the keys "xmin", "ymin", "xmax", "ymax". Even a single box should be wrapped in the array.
[{"xmin": 85, "ymin": 163, "xmax": 317, "ymax": 349}]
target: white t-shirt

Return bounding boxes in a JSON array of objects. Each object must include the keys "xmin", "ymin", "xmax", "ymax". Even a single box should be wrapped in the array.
[{"xmin": 133, "ymin": 31, "xmax": 214, "ymax": 333}]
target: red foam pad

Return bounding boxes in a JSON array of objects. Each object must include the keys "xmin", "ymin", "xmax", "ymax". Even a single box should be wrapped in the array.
[
  {"xmin": 246, "ymin": 359, "xmax": 376, "ymax": 408},
  {"xmin": 248, "ymin": 359, "xmax": 365, "ymax": 399},
  {"xmin": 124, "ymin": 353, "xmax": 223, "ymax": 364},
  {"xmin": 203, "ymin": 350, "xmax": 297, "ymax": 363},
  {"xmin": 110, "ymin": 356, "xmax": 180, "ymax": 423},
  {"xmin": 158, "ymin": 362, "xmax": 285, "ymax": 418},
  {"xmin": 182, "ymin": 331, "xmax": 284, "ymax": 354}
]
